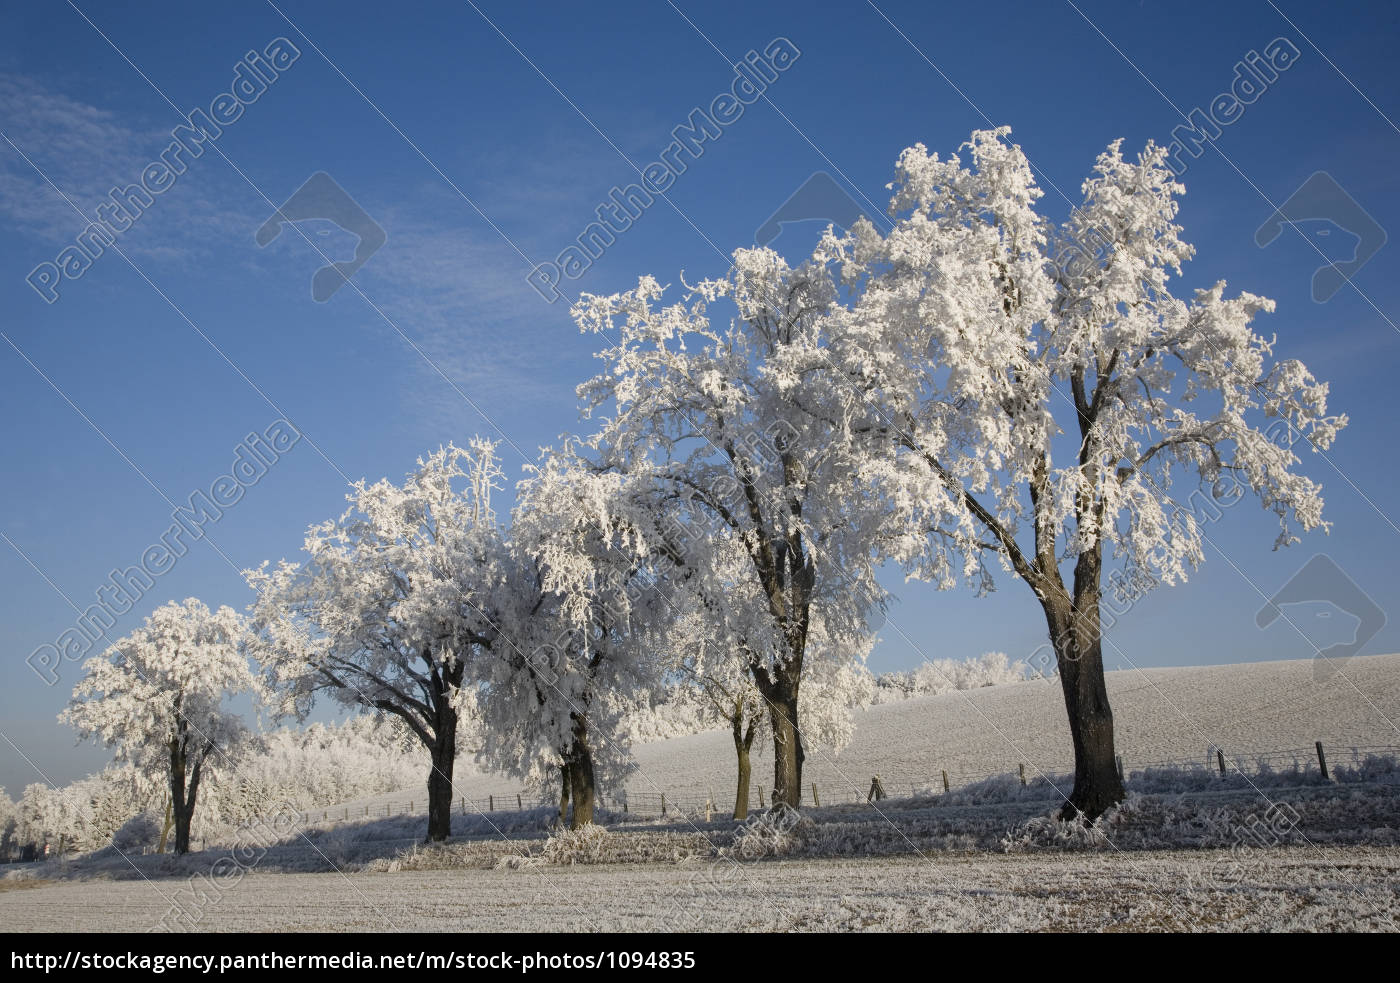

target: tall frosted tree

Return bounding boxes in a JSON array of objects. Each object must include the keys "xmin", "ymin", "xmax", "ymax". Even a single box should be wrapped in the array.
[
  {"xmin": 248, "ymin": 441, "xmax": 518, "ymax": 842},
  {"xmin": 827, "ymin": 128, "xmax": 1345, "ymax": 817},
  {"xmin": 61, "ymin": 598, "xmax": 254, "ymax": 854}
]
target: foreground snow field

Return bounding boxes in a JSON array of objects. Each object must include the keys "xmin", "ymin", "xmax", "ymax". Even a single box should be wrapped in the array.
[{"xmin": 2, "ymin": 848, "xmax": 1395, "ymax": 932}]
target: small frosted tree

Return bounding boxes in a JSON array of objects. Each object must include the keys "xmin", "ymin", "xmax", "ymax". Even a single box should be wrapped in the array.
[
  {"xmin": 474, "ymin": 455, "xmax": 663, "ymax": 829},
  {"xmin": 655, "ymin": 533, "xmax": 874, "ymax": 819},
  {"xmin": 248, "ymin": 441, "xmax": 517, "ymax": 843},
  {"xmin": 659, "ymin": 596, "xmax": 768, "ymax": 820},
  {"xmin": 60, "ymin": 598, "xmax": 254, "ymax": 854},
  {"xmin": 828, "ymin": 128, "xmax": 1345, "ymax": 817},
  {"xmin": 0, "ymin": 788, "xmax": 15, "ymax": 859},
  {"xmin": 570, "ymin": 248, "xmax": 891, "ymax": 808}
]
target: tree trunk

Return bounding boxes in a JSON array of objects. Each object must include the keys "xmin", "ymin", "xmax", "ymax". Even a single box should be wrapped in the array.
[
  {"xmin": 425, "ymin": 740, "xmax": 455, "ymax": 843},
  {"xmin": 172, "ymin": 801, "xmax": 192, "ymax": 855},
  {"xmin": 1044, "ymin": 580, "xmax": 1125, "ymax": 820},
  {"xmin": 168, "ymin": 739, "xmax": 192, "ymax": 856},
  {"xmin": 420, "ymin": 695, "xmax": 459, "ymax": 843},
  {"xmin": 732, "ymin": 717, "xmax": 754, "ymax": 821},
  {"xmin": 557, "ymin": 762, "xmax": 571, "ymax": 827},
  {"xmin": 763, "ymin": 686, "xmax": 804, "ymax": 809},
  {"xmin": 566, "ymin": 715, "xmax": 596, "ymax": 829}
]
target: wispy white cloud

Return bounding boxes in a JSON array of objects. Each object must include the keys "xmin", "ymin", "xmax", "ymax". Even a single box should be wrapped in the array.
[{"xmin": 0, "ymin": 72, "xmax": 263, "ymax": 271}]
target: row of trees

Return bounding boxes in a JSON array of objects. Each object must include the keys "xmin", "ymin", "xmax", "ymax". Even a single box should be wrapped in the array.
[{"xmin": 62, "ymin": 127, "xmax": 1342, "ymax": 848}]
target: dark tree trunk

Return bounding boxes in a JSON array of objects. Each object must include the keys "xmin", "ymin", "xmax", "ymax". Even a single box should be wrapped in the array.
[
  {"xmin": 168, "ymin": 738, "xmax": 185, "ymax": 855},
  {"xmin": 759, "ymin": 680, "xmax": 803, "ymax": 810},
  {"xmin": 168, "ymin": 735, "xmax": 200, "ymax": 856},
  {"xmin": 566, "ymin": 715, "xmax": 596, "ymax": 829},
  {"xmin": 732, "ymin": 714, "xmax": 755, "ymax": 821},
  {"xmin": 425, "ymin": 736, "xmax": 456, "ymax": 843},
  {"xmin": 172, "ymin": 800, "xmax": 192, "ymax": 855},
  {"xmin": 1043, "ymin": 548, "xmax": 1125, "ymax": 820},
  {"xmin": 420, "ymin": 670, "xmax": 460, "ymax": 843}
]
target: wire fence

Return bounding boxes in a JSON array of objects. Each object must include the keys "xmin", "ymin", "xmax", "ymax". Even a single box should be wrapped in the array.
[{"xmin": 294, "ymin": 740, "xmax": 1400, "ymax": 824}]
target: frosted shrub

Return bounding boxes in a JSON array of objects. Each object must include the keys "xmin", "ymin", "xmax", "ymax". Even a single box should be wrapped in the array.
[
  {"xmin": 539, "ymin": 823, "xmax": 612, "ymax": 865},
  {"xmin": 1335, "ymin": 753, "xmax": 1399, "ymax": 785},
  {"xmin": 729, "ymin": 806, "xmax": 812, "ymax": 859},
  {"xmin": 1000, "ymin": 806, "xmax": 1119, "ymax": 852}
]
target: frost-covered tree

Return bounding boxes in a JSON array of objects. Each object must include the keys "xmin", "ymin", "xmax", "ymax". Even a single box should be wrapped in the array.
[
  {"xmin": 248, "ymin": 442, "xmax": 516, "ymax": 842},
  {"xmin": 60, "ymin": 598, "xmax": 254, "ymax": 853},
  {"xmin": 475, "ymin": 455, "xmax": 667, "ymax": 828},
  {"xmin": 571, "ymin": 249, "xmax": 892, "ymax": 808},
  {"xmin": 654, "ymin": 534, "xmax": 874, "ymax": 819},
  {"xmin": 827, "ymin": 128, "xmax": 1345, "ymax": 817}
]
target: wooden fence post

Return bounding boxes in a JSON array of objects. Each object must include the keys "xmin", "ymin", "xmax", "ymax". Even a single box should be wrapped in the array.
[
  {"xmin": 941, "ymin": 770, "xmax": 950, "ymax": 793},
  {"xmin": 1018, "ymin": 763, "xmax": 1027, "ymax": 786},
  {"xmin": 811, "ymin": 784, "xmax": 820, "ymax": 808},
  {"xmin": 757, "ymin": 786, "xmax": 765, "ymax": 808},
  {"xmin": 489, "ymin": 795, "xmax": 494, "ymax": 812},
  {"xmin": 517, "ymin": 793, "xmax": 523, "ymax": 811},
  {"xmin": 1315, "ymin": 741, "xmax": 1330, "ymax": 781},
  {"xmin": 1217, "ymin": 749, "xmax": 1227, "ymax": 776},
  {"xmin": 660, "ymin": 793, "xmax": 667, "ymax": 816}
]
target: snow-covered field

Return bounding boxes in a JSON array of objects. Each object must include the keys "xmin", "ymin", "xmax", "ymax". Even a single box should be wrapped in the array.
[
  {"xmin": 4, "ymin": 655, "xmax": 1398, "ymax": 932},
  {"xmin": 2, "ymin": 847, "xmax": 1395, "ymax": 932}
]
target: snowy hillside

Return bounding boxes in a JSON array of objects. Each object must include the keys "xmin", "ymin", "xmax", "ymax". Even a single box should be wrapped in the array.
[{"xmin": 331, "ymin": 654, "xmax": 1400, "ymax": 816}]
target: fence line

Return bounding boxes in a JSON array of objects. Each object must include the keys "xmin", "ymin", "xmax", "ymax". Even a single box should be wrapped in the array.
[{"xmin": 290, "ymin": 741, "xmax": 1400, "ymax": 824}]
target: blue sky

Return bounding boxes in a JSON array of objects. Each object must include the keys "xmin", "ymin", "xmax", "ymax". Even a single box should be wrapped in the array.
[{"xmin": 2, "ymin": 0, "xmax": 1397, "ymax": 791}]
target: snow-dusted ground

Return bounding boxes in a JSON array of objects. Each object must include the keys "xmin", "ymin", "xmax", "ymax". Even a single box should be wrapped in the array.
[{"xmin": 2, "ymin": 847, "xmax": 1395, "ymax": 932}]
